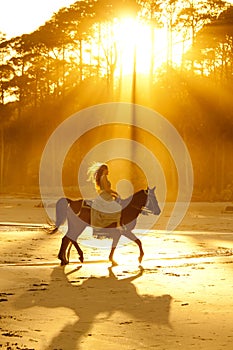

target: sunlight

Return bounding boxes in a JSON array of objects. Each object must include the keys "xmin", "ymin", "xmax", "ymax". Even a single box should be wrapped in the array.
[
  {"xmin": 113, "ymin": 18, "xmax": 152, "ymax": 75},
  {"xmin": 112, "ymin": 17, "xmax": 184, "ymax": 76}
]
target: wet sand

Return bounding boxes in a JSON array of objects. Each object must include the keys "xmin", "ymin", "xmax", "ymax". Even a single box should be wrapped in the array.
[{"xmin": 0, "ymin": 199, "xmax": 233, "ymax": 349}]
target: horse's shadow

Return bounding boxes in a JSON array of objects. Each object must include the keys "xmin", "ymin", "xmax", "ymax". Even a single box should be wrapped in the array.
[{"xmin": 15, "ymin": 265, "xmax": 172, "ymax": 349}]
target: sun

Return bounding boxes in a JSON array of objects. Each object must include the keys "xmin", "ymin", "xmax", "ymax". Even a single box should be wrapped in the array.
[
  {"xmin": 111, "ymin": 17, "xmax": 184, "ymax": 77},
  {"xmin": 113, "ymin": 18, "xmax": 152, "ymax": 75}
]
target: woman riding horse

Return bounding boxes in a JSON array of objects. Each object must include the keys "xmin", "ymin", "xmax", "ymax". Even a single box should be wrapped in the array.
[{"xmin": 55, "ymin": 163, "xmax": 161, "ymax": 266}]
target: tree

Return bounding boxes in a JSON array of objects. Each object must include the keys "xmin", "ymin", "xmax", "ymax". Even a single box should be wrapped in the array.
[
  {"xmin": 0, "ymin": 64, "xmax": 14, "ymax": 104},
  {"xmin": 177, "ymin": 0, "xmax": 228, "ymax": 71},
  {"xmin": 139, "ymin": 0, "xmax": 163, "ymax": 86}
]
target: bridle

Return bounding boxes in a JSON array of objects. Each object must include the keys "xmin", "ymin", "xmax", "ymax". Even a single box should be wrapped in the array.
[
  {"xmin": 131, "ymin": 190, "xmax": 157, "ymax": 215},
  {"xmin": 143, "ymin": 189, "xmax": 160, "ymax": 215}
]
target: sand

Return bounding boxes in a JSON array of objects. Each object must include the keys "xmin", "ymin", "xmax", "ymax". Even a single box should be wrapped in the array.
[{"xmin": 0, "ymin": 198, "xmax": 233, "ymax": 349}]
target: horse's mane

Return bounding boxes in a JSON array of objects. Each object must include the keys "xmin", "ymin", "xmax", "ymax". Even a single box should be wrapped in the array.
[
  {"xmin": 120, "ymin": 189, "xmax": 147, "ymax": 208},
  {"xmin": 125, "ymin": 189, "xmax": 146, "ymax": 200},
  {"xmin": 68, "ymin": 189, "xmax": 147, "ymax": 204}
]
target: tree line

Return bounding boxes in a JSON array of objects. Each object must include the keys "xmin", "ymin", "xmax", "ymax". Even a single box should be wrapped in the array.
[{"xmin": 0, "ymin": 0, "xmax": 232, "ymax": 201}]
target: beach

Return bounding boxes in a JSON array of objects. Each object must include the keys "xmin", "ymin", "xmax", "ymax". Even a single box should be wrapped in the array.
[{"xmin": 0, "ymin": 198, "xmax": 233, "ymax": 349}]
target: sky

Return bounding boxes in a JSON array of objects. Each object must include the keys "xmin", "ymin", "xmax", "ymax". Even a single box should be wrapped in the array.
[
  {"xmin": 1, "ymin": 0, "xmax": 233, "ymax": 39},
  {"xmin": 0, "ymin": 0, "xmax": 77, "ymax": 39}
]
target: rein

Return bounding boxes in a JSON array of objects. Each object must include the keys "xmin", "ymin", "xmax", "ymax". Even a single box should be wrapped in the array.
[
  {"xmin": 131, "ymin": 205, "xmax": 154, "ymax": 214},
  {"xmin": 129, "ymin": 191, "xmax": 150, "ymax": 213},
  {"xmin": 130, "ymin": 192, "xmax": 157, "ymax": 215}
]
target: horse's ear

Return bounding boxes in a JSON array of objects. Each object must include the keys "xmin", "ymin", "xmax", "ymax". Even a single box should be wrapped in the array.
[{"xmin": 147, "ymin": 186, "xmax": 156, "ymax": 192}]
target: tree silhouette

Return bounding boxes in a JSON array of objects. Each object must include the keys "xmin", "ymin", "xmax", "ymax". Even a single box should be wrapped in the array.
[
  {"xmin": 0, "ymin": 0, "xmax": 232, "ymax": 196},
  {"xmin": 177, "ymin": 0, "xmax": 227, "ymax": 71}
]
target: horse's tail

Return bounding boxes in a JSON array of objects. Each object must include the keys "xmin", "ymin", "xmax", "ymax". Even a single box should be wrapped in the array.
[{"xmin": 55, "ymin": 197, "xmax": 71, "ymax": 229}]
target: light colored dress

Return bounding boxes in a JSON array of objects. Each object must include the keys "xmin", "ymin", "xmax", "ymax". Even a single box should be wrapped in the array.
[{"xmin": 91, "ymin": 176, "xmax": 121, "ymax": 228}]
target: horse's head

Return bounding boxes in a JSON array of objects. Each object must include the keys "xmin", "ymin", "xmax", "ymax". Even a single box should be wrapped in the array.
[
  {"xmin": 144, "ymin": 186, "xmax": 161, "ymax": 215},
  {"xmin": 120, "ymin": 187, "xmax": 161, "ymax": 217}
]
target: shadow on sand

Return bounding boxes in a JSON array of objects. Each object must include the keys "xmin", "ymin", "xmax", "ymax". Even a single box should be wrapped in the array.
[{"xmin": 15, "ymin": 265, "xmax": 172, "ymax": 349}]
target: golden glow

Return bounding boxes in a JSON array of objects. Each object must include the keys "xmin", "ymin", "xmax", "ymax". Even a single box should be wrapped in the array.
[
  {"xmin": 113, "ymin": 18, "xmax": 152, "ymax": 75},
  {"xmin": 111, "ymin": 17, "xmax": 185, "ymax": 76},
  {"xmin": 1, "ymin": 2, "xmax": 186, "ymax": 73}
]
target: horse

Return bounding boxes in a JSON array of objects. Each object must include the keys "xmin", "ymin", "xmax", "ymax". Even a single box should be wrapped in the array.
[{"xmin": 49, "ymin": 186, "xmax": 161, "ymax": 266}]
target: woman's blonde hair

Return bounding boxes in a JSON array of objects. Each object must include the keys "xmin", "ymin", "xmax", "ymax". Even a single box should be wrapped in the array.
[{"xmin": 87, "ymin": 162, "xmax": 108, "ymax": 187}]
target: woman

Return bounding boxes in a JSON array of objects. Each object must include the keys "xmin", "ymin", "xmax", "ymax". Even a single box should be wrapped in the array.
[{"xmin": 87, "ymin": 162, "xmax": 122, "ymax": 229}]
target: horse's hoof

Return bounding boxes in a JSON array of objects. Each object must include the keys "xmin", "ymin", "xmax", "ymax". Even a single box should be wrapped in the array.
[
  {"xmin": 60, "ymin": 259, "xmax": 69, "ymax": 266},
  {"xmin": 58, "ymin": 253, "xmax": 69, "ymax": 266},
  {"xmin": 138, "ymin": 253, "xmax": 144, "ymax": 264},
  {"xmin": 79, "ymin": 254, "xmax": 84, "ymax": 263}
]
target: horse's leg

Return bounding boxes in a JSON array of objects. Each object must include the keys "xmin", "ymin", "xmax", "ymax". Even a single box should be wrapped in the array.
[
  {"xmin": 70, "ymin": 239, "xmax": 84, "ymax": 263},
  {"xmin": 123, "ymin": 230, "xmax": 144, "ymax": 264},
  {"xmin": 66, "ymin": 241, "xmax": 73, "ymax": 262},
  {"xmin": 58, "ymin": 235, "xmax": 71, "ymax": 266},
  {"xmin": 66, "ymin": 207, "xmax": 87, "ymax": 263},
  {"xmin": 62, "ymin": 239, "xmax": 84, "ymax": 264},
  {"xmin": 109, "ymin": 230, "xmax": 121, "ymax": 266}
]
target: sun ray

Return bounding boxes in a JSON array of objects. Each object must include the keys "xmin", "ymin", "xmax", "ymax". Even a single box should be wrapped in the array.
[{"xmin": 111, "ymin": 16, "xmax": 185, "ymax": 78}]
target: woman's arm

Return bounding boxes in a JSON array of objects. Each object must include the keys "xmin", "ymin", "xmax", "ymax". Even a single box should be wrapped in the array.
[{"xmin": 100, "ymin": 175, "xmax": 119, "ymax": 198}]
